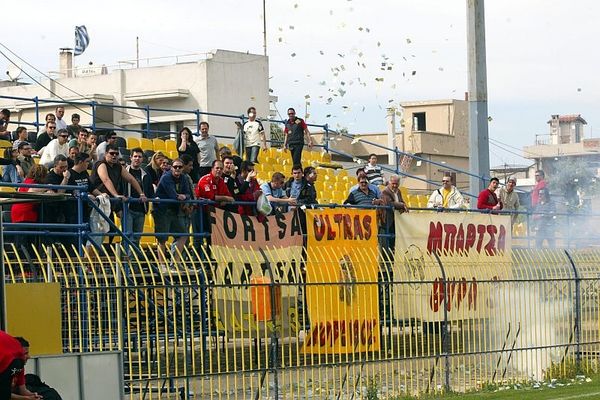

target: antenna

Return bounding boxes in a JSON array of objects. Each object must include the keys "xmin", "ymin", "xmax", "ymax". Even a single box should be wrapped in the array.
[{"xmin": 6, "ymin": 62, "xmax": 23, "ymax": 81}]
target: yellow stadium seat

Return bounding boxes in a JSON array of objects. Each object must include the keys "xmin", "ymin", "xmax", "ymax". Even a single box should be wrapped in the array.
[
  {"xmin": 168, "ymin": 150, "xmax": 179, "ymax": 160},
  {"xmin": 165, "ymin": 140, "xmax": 177, "ymax": 153},
  {"xmin": 0, "ymin": 140, "xmax": 12, "ymax": 149},
  {"xmin": 153, "ymin": 139, "xmax": 166, "ymax": 152},
  {"xmin": 320, "ymin": 152, "xmax": 332, "ymax": 163},
  {"xmin": 126, "ymin": 137, "xmax": 140, "ymax": 149},
  {"xmin": 0, "ymin": 186, "xmax": 16, "ymax": 193},
  {"xmin": 140, "ymin": 138, "xmax": 153, "ymax": 151}
]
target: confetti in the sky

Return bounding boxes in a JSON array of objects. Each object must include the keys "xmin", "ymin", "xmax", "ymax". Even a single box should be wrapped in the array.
[
  {"xmin": 291, "ymin": 53, "xmax": 296, "ymax": 57},
  {"xmin": 406, "ymin": 38, "xmax": 412, "ymax": 44},
  {"xmin": 411, "ymin": 71, "xmax": 416, "ymax": 76}
]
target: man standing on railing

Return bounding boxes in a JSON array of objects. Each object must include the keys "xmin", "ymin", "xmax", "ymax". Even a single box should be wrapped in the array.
[
  {"xmin": 194, "ymin": 121, "xmax": 219, "ymax": 178},
  {"xmin": 379, "ymin": 174, "xmax": 408, "ymax": 255},
  {"xmin": 427, "ymin": 175, "xmax": 466, "ymax": 210},
  {"xmin": 154, "ymin": 158, "xmax": 193, "ymax": 267},
  {"xmin": 284, "ymin": 107, "xmax": 313, "ymax": 166},
  {"xmin": 477, "ymin": 177, "xmax": 503, "ymax": 211},
  {"xmin": 89, "ymin": 143, "xmax": 147, "ymax": 244},
  {"xmin": 125, "ymin": 148, "xmax": 154, "ymax": 251},
  {"xmin": 497, "ymin": 176, "xmax": 520, "ymax": 223},
  {"xmin": 243, "ymin": 106, "xmax": 267, "ymax": 163}
]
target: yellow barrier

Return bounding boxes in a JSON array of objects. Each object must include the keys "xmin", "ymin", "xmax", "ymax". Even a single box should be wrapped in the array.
[{"xmin": 3, "ymin": 242, "xmax": 600, "ymax": 399}]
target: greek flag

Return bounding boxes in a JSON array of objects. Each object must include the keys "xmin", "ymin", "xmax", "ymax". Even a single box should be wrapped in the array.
[{"xmin": 74, "ymin": 25, "xmax": 90, "ymax": 56}]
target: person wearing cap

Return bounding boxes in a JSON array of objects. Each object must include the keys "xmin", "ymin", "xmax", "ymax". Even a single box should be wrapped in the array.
[
  {"xmin": 0, "ymin": 330, "xmax": 26, "ymax": 399},
  {"xmin": 497, "ymin": 176, "xmax": 520, "ymax": 223}
]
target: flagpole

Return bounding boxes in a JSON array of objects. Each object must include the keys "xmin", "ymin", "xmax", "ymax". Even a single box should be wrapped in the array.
[
  {"xmin": 136, "ymin": 37, "xmax": 140, "ymax": 68},
  {"xmin": 262, "ymin": 0, "xmax": 267, "ymax": 56}
]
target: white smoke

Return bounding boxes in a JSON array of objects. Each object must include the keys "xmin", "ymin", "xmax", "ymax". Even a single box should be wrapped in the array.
[{"xmin": 487, "ymin": 282, "xmax": 573, "ymax": 381}]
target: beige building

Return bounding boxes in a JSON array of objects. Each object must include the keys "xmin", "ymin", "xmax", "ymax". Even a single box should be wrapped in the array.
[
  {"xmin": 313, "ymin": 99, "xmax": 470, "ymax": 192},
  {"xmin": 0, "ymin": 49, "xmax": 270, "ymax": 140},
  {"xmin": 523, "ymin": 114, "xmax": 600, "ymax": 174}
]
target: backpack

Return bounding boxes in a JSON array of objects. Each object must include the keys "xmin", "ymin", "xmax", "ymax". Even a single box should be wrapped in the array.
[{"xmin": 25, "ymin": 374, "xmax": 63, "ymax": 400}]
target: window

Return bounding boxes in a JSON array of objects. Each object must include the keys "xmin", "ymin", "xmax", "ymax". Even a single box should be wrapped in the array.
[
  {"xmin": 141, "ymin": 122, "xmax": 172, "ymax": 139},
  {"xmin": 413, "ymin": 112, "xmax": 426, "ymax": 131}
]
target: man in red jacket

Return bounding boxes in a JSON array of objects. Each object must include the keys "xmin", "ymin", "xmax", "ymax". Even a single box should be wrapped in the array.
[
  {"xmin": 0, "ymin": 330, "xmax": 25, "ymax": 400},
  {"xmin": 477, "ymin": 177, "xmax": 502, "ymax": 211}
]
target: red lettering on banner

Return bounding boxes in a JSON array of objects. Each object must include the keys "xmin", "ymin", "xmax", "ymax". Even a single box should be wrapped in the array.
[
  {"xmin": 427, "ymin": 222, "xmax": 443, "ymax": 254},
  {"xmin": 363, "ymin": 215, "xmax": 372, "ymax": 240},
  {"xmin": 310, "ymin": 213, "xmax": 375, "ymax": 242},
  {"xmin": 313, "ymin": 216, "xmax": 325, "ymax": 241},
  {"xmin": 304, "ymin": 319, "xmax": 378, "ymax": 348},
  {"xmin": 465, "ymin": 224, "xmax": 476, "ymax": 251},
  {"xmin": 428, "ymin": 277, "xmax": 479, "ymax": 312},
  {"xmin": 498, "ymin": 225, "xmax": 506, "ymax": 251},
  {"xmin": 426, "ymin": 222, "xmax": 509, "ymax": 255}
]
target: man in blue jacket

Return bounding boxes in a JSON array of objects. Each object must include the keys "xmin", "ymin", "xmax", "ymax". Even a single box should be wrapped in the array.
[{"xmin": 153, "ymin": 158, "xmax": 193, "ymax": 267}]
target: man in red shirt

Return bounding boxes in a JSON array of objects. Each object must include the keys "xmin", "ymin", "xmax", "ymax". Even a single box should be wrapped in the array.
[
  {"xmin": 477, "ymin": 177, "xmax": 502, "ymax": 211},
  {"xmin": 195, "ymin": 160, "xmax": 234, "ymax": 250},
  {"xmin": 195, "ymin": 160, "xmax": 234, "ymax": 204},
  {"xmin": 531, "ymin": 170, "xmax": 547, "ymax": 208},
  {"xmin": 0, "ymin": 330, "xmax": 25, "ymax": 400}
]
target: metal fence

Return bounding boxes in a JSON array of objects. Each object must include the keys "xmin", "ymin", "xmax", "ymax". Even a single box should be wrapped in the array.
[{"xmin": 4, "ymin": 242, "xmax": 600, "ymax": 399}]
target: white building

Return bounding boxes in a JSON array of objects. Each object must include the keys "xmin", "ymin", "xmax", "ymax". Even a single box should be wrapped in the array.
[{"xmin": 0, "ymin": 49, "xmax": 270, "ymax": 140}]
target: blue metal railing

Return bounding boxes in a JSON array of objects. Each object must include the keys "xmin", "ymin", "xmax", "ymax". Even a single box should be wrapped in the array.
[{"xmin": 1, "ymin": 94, "xmax": 487, "ymax": 190}]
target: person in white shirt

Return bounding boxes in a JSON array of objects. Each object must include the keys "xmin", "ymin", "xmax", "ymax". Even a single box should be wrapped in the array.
[
  {"xmin": 243, "ymin": 106, "xmax": 266, "ymax": 163},
  {"xmin": 40, "ymin": 128, "xmax": 69, "ymax": 167},
  {"xmin": 54, "ymin": 105, "xmax": 67, "ymax": 131},
  {"xmin": 96, "ymin": 132, "xmax": 118, "ymax": 161}
]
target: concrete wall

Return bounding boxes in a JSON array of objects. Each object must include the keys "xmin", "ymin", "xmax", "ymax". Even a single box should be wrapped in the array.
[{"xmin": 0, "ymin": 50, "xmax": 269, "ymax": 139}]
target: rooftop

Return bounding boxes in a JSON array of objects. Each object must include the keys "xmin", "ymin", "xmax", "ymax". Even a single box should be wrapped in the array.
[{"xmin": 547, "ymin": 114, "xmax": 587, "ymax": 124}]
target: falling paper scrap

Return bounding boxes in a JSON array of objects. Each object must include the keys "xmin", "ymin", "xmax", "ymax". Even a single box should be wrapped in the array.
[
  {"xmin": 291, "ymin": 53, "xmax": 296, "ymax": 57},
  {"xmin": 411, "ymin": 71, "xmax": 416, "ymax": 76},
  {"xmin": 406, "ymin": 38, "xmax": 412, "ymax": 44}
]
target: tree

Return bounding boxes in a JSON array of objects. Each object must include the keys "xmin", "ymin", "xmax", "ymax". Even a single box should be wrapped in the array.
[{"xmin": 548, "ymin": 157, "xmax": 599, "ymax": 210}]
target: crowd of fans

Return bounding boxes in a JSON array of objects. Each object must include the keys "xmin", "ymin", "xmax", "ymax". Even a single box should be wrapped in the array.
[{"xmin": 0, "ymin": 104, "xmax": 555, "ymax": 254}]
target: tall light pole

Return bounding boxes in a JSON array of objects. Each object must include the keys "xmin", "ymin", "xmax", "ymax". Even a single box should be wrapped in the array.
[
  {"xmin": 467, "ymin": 0, "xmax": 490, "ymax": 195},
  {"xmin": 262, "ymin": 0, "xmax": 268, "ymax": 56}
]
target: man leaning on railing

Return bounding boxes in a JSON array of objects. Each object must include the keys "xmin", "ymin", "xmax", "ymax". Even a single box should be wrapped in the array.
[{"xmin": 427, "ymin": 175, "xmax": 466, "ymax": 210}]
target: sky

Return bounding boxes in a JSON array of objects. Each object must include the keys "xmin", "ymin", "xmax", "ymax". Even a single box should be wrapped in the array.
[{"xmin": 2, "ymin": 0, "xmax": 600, "ymax": 167}]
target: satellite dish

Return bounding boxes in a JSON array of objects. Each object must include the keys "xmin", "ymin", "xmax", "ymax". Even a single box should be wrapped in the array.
[{"xmin": 6, "ymin": 63, "xmax": 23, "ymax": 81}]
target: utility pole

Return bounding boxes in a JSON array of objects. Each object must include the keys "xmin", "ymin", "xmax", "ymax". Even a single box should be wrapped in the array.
[
  {"xmin": 262, "ymin": 0, "xmax": 268, "ymax": 56},
  {"xmin": 467, "ymin": 0, "xmax": 490, "ymax": 195}
]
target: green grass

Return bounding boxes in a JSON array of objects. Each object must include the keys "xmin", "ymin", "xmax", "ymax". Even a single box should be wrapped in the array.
[{"xmin": 387, "ymin": 377, "xmax": 600, "ymax": 400}]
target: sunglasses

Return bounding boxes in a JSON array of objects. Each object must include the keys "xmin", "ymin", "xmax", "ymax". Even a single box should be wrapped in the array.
[
  {"xmin": 59, "ymin": 135, "xmax": 68, "ymax": 138},
  {"xmin": 108, "ymin": 151, "xmax": 119, "ymax": 156},
  {"xmin": 172, "ymin": 165, "xmax": 183, "ymax": 169},
  {"xmin": 48, "ymin": 126, "xmax": 56, "ymax": 129}
]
